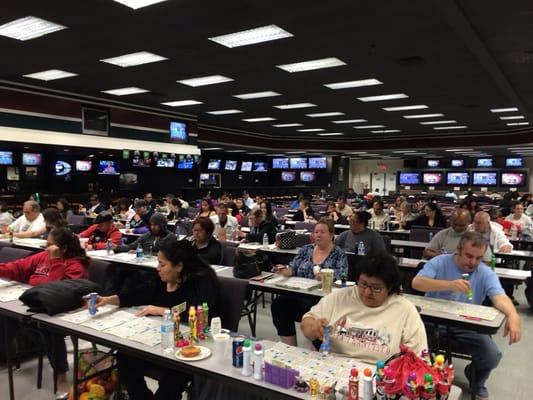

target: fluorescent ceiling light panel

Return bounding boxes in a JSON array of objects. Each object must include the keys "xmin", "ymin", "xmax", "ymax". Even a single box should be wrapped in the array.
[
  {"xmin": 101, "ymin": 87, "xmax": 148, "ymax": 96},
  {"xmin": 317, "ymin": 133, "xmax": 344, "ymax": 136},
  {"xmin": 112, "ymin": 0, "xmax": 167, "ymax": 9},
  {"xmin": 297, "ymin": 128, "xmax": 324, "ymax": 132},
  {"xmin": 208, "ymin": 24, "xmax": 293, "ymax": 48},
  {"xmin": 242, "ymin": 117, "xmax": 275, "ymax": 122},
  {"xmin": 177, "ymin": 75, "xmax": 233, "ymax": 87},
  {"xmin": 234, "ymin": 91, "xmax": 281, "ymax": 99},
  {"xmin": 0, "ymin": 16, "xmax": 66, "ymax": 41},
  {"xmin": 161, "ymin": 100, "xmax": 202, "ymax": 106},
  {"xmin": 226, "ymin": 149, "xmax": 246, "ymax": 152},
  {"xmin": 358, "ymin": 93, "xmax": 408, "ymax": 102},
  {"xmin": 202, "ymin": 147, "xmax": 222, "ymax": 150},
  {"xmin": 324, "ymin": 79, "xmax": 382, "ymax": 89},
  {"xmin": 403, "ymin": 113, "xmax": 444, "ymax": 119},
  {"xmin": 371, "ymin": 129, "xmax": 400, "ymax": 133},
  {"xmin": 274, "ymin": 103, "xmax": 316, "ymax": 109},
  {"xmin": 100, "ymin": 51, "xmax": 167, "ymax": 67},
  {"xmin": 445, "ymin": 148, "xmax": 473, "ymax": 152},
  {"xmin": 23, "ymin": 69, "xmax": 77, "ymax": 81},
  {"xmin": 248, "ymin": 152, "xmax": 266, "ymax": 155},
  {"xmin": 207, "ymin": 109, "xmax": 243, "ymax": 115},
  {"xmin": 392, "ymin": 150, "xmax": 416, "ymax": 154},
  {"xmin": 433, "ymin": 126, "xmax": 467, "ymax": 130},
  {"xmin": 276, "ymin": 57, "xmax": 346, "ymax": 73},
  {"xmin": 382, "ymin": 105, "xmax": 428, "ymax": 111},
  {"xmin": 490, "ymin": 107, "xmax": 518, "ymax": 113},
  {"xmin": 349, "ymin": 151, "xmax": 367, "ymax": 154},
  {"xmin": 499, "ymin": 115, "xmax": 525, "ymax": 120},
  {"xmin": 354, "ymin": 125, "xmax": 385, "ymax": 129},
  {"xmin": 420, "ymin": 120, "xmax": 457, "ymax": 125},
  {"xmin": 273, "ymin": 123, "xmax": 302, "ymax": 127},
  {"xmin": 506, "ymin": 122, "xmax": 530, "ymax": 126},
  {"xmin": 333, "ymin": 119, "xmax": 367, "ymax": 124},
  {"xmin": 306, "ymin": 112, "xmax": 344, "ymax": 117}
]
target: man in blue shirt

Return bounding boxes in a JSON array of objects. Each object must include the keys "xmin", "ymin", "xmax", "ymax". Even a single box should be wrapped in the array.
[{"xmin": 413, "ymin": 231, "xmax": 521, "ymax": 400}]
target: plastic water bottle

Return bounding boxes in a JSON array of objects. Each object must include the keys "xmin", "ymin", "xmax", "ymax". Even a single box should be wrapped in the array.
[
  {"xmin": 428, "ymin": 232, "xmax": 434, "ymax": 242},
  {"xmin": 125, "ymin": 220, "xmax": 130, "ymax": 230},
  {"xmin": 242, "ymin": 339, "xmax": 252, "ymax": 376},
  {"xmin": 175, "ymin": 223, "xmax": 181, "ymax": 239},
  {"xmin": 136, "ymin": 243, "xmax": 144, "ymax": 263},
  {"xmin": 253, "ymin": 343, "xmax": 264, "ymax": 381},
  {"xmin": 510, "ymin": 225, "xmax": 518, "ymax": 240},
  {"xmin": 262, "ymin": 233, "xmax": 269, "ymax": 247},
  {"xmin": 105, "ymin": 239, "xmax": 111, "ymax": 255},
  {"xmin": 161, "ymin": 310, "xmax": 174, "ymax": 352},
  {"xmin": 357, "ymin": 241, "xmax": 366, "ymax": 256}
]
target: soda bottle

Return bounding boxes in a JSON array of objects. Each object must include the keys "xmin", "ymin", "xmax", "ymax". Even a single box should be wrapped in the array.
[
  {"xmin": 188, "ymin": 306, "xmax": 197, "ymax": 344},
  {"xmin": 490, "ymin": 254, "xmax": 496, "ymax": 271},
  {"xmin": 202, "ymin": 302, "xmax": 209, "ymax": 333},
  {"xmin": 462, "ymin": 273, "xmax": 473, "ymax": 301},
  {"xmin": 196, "ymin": 305, "xmax": 203, "ymax": 337}
]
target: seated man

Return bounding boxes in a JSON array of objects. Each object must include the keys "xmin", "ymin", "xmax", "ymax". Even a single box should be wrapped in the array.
[
  {"xmin": 336, "ymin": 196, "xmax": 354, "ymax": 219},
  {"xmin": 237, "ymin": 208, "xmax": 277, "ymax": 244},
  {"xmin": 412, "ymin": 232, "xmax": 521, "ymax": 400},
  {"xmin": 85, "ymin": 194, "xmax": 106, "ymax": 217},
  {"xmin": 144, "ymin": 192, "xmax": 157, "ymax": 213},
  {"xmin": 469, "ymin": 211, "xmax": 513, "ymax": 259},
  {"xmin": 129, "ymin": 199, "xmax": 154, "ymax": 233},
  {"xmin": 210, "ymin": 203, "xmax": 239, "ymax": 241},
  {"xmin": 505, "ymin": 201, "xmax": 532, "ymax": 230},
  {"xmin": 423, "ymin": 208, "xmax": 471, "ymax": 259},
  {"xmin": 334, "ymin": 211, "xmax": 386, "ymax": 254},
  {"xmin": 114, "ymin": 213, "xmax": 175, "ymax": 255},
  {"xmin": 368, "ymin": 200, "xmax": 390, "ymax": 229},
  {"xmin": 302, "ymin": 253, "xmax": 427, "ymax": 362},
  {"xmin": 79, "ymin": 212, "xmax": 122, "ymax": 250},
  {"xmin": 9, "ymin": 200, "xmax": 46, "ymax": 238}
]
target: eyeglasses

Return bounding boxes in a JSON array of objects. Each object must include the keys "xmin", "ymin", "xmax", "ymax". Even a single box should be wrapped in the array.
[{"xmin": 357, "ymin": 281, "xmax": 385, "ymax": 293}]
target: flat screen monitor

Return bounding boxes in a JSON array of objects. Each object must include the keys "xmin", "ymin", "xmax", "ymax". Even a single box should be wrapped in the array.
[
  {"xmin": 0, "ymin": 151, "xmax": 13, "ymax": 165},
  {"xmin": 290, "ymin": 157, "xmax": 308, "ymax": 169},
  {"xmin": 308, "ymin": 157, "xmax": 327, "ymax": 169},
  {"xmin": 22, "ymin": 153, "xmax": 42, "ymax": 166},
  {"xmin": 224, "ymin": 160, "xmax": 237, "ymax": 171},
  {"xmin": 472, "ymin": 172, "xmax": 497, "ymax": 186},
  {"xmin": 272, "ymin": 158, "xmax": 289, "ymax": 169},
  {"xmin": 177, "ymin": 157, "xmax": 194, "ymax": 170},
  {"xmin": 241, "ymin": 161, "xmax": 252, "ymax": 172},
  {"xmin": 170, "ymin": 121, "xmax": 188, "ymax": 143},
  {"xmin": 132, "ymin": 151, "xmax": 152, "ymax": 167},
  {"xmin": 54, "ymin": 161, "xmax": 72, "ymax": 176},
  {"xmin": 300, "ymin": 171, "xmax": 316, "ymax": 182},
  {"xmin": 75, "ymin": 160, "xmax": 93, "ymax": 172},
  {"xmin": 398, "ymin": 172, "xmax": 420, "ymax": 185},
  {"xmin": 505, "ymin": 157, "xmax": 523, "ymax": 167},
  {"xmin": 281, "ymin": 171, "xmax": 296, "ymax": 182},
  {"xmin": 501, "ymin": 172, "xmax": 526, "ymax": 186},
  {"xmin": 207, "ymin": 159, "xmax": 221, "ymax": 170},
  {"xmin": 199, "ymin": 173, "xmax": 220, "ymax": 186},
  {"xmin": 450, "ymin": 159, "xmax": 464, "ymax": 167},
  {"xmin": 446, "ymin": 172, "xmax": 469, "ymax": 185},
  {"xmin": 82, "ymin": 107, "xmax": 108, "ymax": 136},
  {"xmin": 476, "ymin": 158, "xmax": 493, "ymax": 168},
  {"xmin": 426, "ymin": 159, "xmax": 440, "ymax": 168},
  {"xmin": 119, "ymin": 172, "xmax": 138, "ymax": 189},
  {"xmin": 253, "ymin": 161, "xmax": 268, "ymax": 172},
  {"xmin": 423, "ymin": 172, "xmax": 443, "ymax": 185},
  {"xmin": 156, "ymin": 158, "xmax": 175, "ymax": 168},
  {"xmin": 98, "ymin": 160, "xmax": 120, "ymax": 175}
]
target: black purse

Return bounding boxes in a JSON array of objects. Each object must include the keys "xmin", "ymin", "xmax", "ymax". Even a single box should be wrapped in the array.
[
  {"xmin": 233, "ymin": 250, "xmax": 271, "ymax": 279},
  {"xmin": 277, "ymin": 230, "xmax": 296, "ymax": 249}
]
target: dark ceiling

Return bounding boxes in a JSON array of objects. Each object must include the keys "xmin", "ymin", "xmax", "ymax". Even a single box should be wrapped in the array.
[{"xmin": 1, "ymin": 0, "xmax": 533, "ymax": 148}]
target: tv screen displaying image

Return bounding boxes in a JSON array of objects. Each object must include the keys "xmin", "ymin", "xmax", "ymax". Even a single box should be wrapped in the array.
[
  {"xmin": 300, "ymin": 171, "xmax": 316, "ymax": 182},
  {"xmin": 207, "ymin": 159, "xmax": 221, "ymax": 170},
  {"xmin": 281, "ymin": 171, "xmax": 296, "ymax": 182},
  {"xmin": 0, "ymin": 151, "xmax": 13, "ymax": 165},
  {"xmin": 98, "ymin": 160, "xmax": 120, "ymax": 175},
  {"xmin": 290, "ymin": 157, "xmax": 308, "ymax": 169},
  {"xmin": 399, "ymin": 172, "xmax": 420, "ymax": 185},
  {"xmin": 119, "ymin": 172, "xmax": 138, "ymax": 189},
  {"xmin": 426, "ymin": 159, "xmax": 440, "ymax": 168},
  {"xmin": 272, "ymin": 158, "xmax": 289, "ymax": 169},
  {"xmin": 476, "ymin": 158, "xmax": 493, "ymax": 168},
  {"xmin": 156, "ymin": 158, "xmax": 175, "ymax": 168},
  {"xmin": 446, "ymin": 172, "xmax": 469, "ymax": 185},
  {"xmin": 76, "ymin": 160, "xmax": 92, "ymax": 172},
  {"xmin": 451, "ymin": 159, "xmax": 464, "ymax": 167},
  {"xmin": 132, "ymin": 151, "xmax": 151, "ymax": 167},
  {"xmin": 505, "ymin": 157, "xmax": 523, "ymax": 167},
  {"xmin": 225, "ymin": 160, "xmax": 238, "ymax": 171},
  {"xmin": 22, "ymin": 153, "xmax": 42, "ymax": 166},
  {"xmin": 501, "ymin": 172, "xmax": 526, "ymax": 186},
  {"xmin": 177, "ymin": 157, "xmax": 194, "ymax": 170},
  {"xmin": 472, "ymin": 172, "xmax": 497, "ymax": 186},
  {"xmin": 55, "ymin": 161, "xmax": 72, "ymax": 176},
  {"xmin": 199, "ymin": 173, "xmax": 220, "ymax": 186},
  {"xmin": 423, "ymin": 172, "xmax": 443, "ymax": 185},
  {"xmin": 253, "ymin": 161, "xmax": 268, "ymax": 172},
  {"xmin": 241, "ymin": 161, "xmax": 252, "ymax": 172},
  {"xmin": 170, "ymin": 121, "xmax": 188, "ymax": 143},
  {"xmin": 308, "ymin": 157, "xmax": 327, "ymax": 169}
]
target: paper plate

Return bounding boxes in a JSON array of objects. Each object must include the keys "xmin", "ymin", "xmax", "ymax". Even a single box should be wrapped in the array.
[{"xmin": 175, "ymin": 346, "xmax": 211, "ymax": 361}]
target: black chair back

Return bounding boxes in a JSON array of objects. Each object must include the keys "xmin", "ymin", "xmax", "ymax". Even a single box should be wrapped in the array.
[
  {"xmin": 0, "ymin": 247, "xmax": 34, "ymax": 263},
  {"xmin": 217, "ymin": 276, "xmax": 248, "ymax": 332},
  {"xmin": 87, "ymin": 259, "xmax": 112, "ymax": 287}
]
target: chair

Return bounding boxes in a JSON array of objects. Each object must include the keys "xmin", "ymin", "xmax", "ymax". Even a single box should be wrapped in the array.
[
  {"xmin": 67, "ymin": 214, "xmax": 86, "ymax": 225},
  {"xmin": 221, "ymin": 245, "xmax": 237, "ymax": 267},
  {"xmin": 0, "ymin": 241, "xmax": 13, "ymax": 251},
  {"xmin": 295, "ymin": 222, "xmax": 316, "ymax": 232},
  {"xmin": 187, "ymin": 208, "xmax": 199, "ymax": 219},
  {"xmin": 347, "ymin": 253, "xmax": 364, "ymax": 282},
  {"xmin": 217, "ymin": 276, "xmax": 249, "ymax": 332},
  {"xmin": 409, "ymin": 227, "xmax": 442, "ymax": 258},
  {"xmin": 295, "ymin": 233, "xmax": 310, "ymax": 248},
  {"xmin": 0, "ymin": 247, "xmax": 34, "ymax": 263},
  {"xmin": 87, "ymin": 259, "xmax": 112, "ymax": 287}
]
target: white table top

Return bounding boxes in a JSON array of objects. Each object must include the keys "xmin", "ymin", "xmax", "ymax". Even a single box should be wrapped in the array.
[
  {"xmin": 391, "ymin": 239, "xmax": 428, "ymax": 248},
  {"xmin": 0, "ymin": 237, "xmax": 47, "ymax": 250},
  {"xmin": 119, "ymin": 229, "xmax": 142, "ymax": 237}
]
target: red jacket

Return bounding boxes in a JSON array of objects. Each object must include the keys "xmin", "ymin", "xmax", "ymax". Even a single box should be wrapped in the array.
[
  {"xmin": 0, "ymin": 251, "xmax": 87, "ymax": 286},
  {"xmin": 79, "ymin": 224, "xmax": 122, "ymax": 250}
]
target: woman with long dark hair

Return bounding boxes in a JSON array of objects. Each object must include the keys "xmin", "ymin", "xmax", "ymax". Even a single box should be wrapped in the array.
[
  {"xmin": 195, "ymin": 198, "xmax": 216, "ymax": 219},
  {"xmin": 56, "ymin": 197, "xmax": 73, "ymax": 219}
]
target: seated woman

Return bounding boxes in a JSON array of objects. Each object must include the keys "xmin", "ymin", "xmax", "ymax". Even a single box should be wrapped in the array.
[
  {"xmin": 411, "ymin": 202, "xmax": 447, "ymax": 228},
  {"xmin": 190, "ymin": 217, "xmax": 222, "ymax": 265},
  {"xmin": 301, "ymin": 253, "xmax": 427, "ymax": 363},
  {"xmin": 167, "ymin": 198, "xmax": 187, "ymax": 221},
  {"xmin": 115, "ymin": 197, "xmax": 136, "ymax": 221},
  {"xmin": 56, "ymin": 197, "xmax": 74, "ymax": 220},
  {"xmin": 292, "ymin": 199, "xmax": 316, "ymax": 222},
  {"xmin": 237, "ymin": 208, "xmax": 277, "ymax": 244},
  {"xmin": 41, "ymin": 207, "xmax": 69, "ymax": 239},
  {"xmin": 0, "ymin": 227, "xmax": 89, "ymax": 396},
  {"xmin": 260, "ymin": 199, "xmax": 278, "ymax": 228},
  {"xmin": 324, "ymin": 200, "xmax": 347, "ymax": 225},
  {"xmin": 271, "ymin": 218, "xmax": 347, "ymax": 346},
  {"xmin": 195, "ymin": 198, "xmax": 216, "ymax": 219},
  {"xmin": 96, "ymin": 240, "xmax": 218, "ymax": 400}
]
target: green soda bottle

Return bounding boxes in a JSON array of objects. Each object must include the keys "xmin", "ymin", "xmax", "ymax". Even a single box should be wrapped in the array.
[
  {"xmin": 202, "ymin": 302, "xmax": 209, "ymax": 333},
  {"xmin": 490, "ymin": 254, "xmax": 496, "ymax": 271},
  {"xmin": 462, "ymin": 273, "xmax": 473, "ymax": 301}
]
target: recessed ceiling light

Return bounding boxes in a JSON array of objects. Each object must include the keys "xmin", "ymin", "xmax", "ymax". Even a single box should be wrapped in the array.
[
  {"xmin": 297, "ymin": 128, "xmax": 324, "ymax": 132},
  {"xmin": 234, "ymin": 91, "xmax": 281, "ymax": 99},
  {"xmin": 361, "ymin": 153, "xmax": 380, "ymax": 156},
  {"xmin": 324, "ymin": 79, "xmax": 382, "ymax": 89},
  {"xmin": 445, "ymin": 148, "xmax": 474, "ymax": 152},
  {"xmin": 490, "ymin": 107, "xmax": 518, "ymax": 113},
  {"xmin": 202, "ymin": 147, "xmax": 223, "ymax": 150},
  {"xmin": 382, "ymin": 105, "xmax": 428, "ymax": 111},
  {"xmin": 274, "ymin": 103, "xmax": 316, "ymax": 109},
  {"xmin": 101, "ymin": 87, "xmax": 148, "ymax": 96},
  {"xmin": 100, "ymin": 51, "xmax": 167, "ymax": 67},
  {"xmin": 276, "ymin": 57, "xmax": 346, "ymax": 73},
  {"xmin": 208, "ymin": 24, "xmax": 293, "ymax": 48},
  {"xmin": 332, "ymin": 119, "xmax": 367, "ymax": 124},
  {"xmin": 499, "ymin": 116, "xmax": 525, "ymax": 120},
  {"xmin": 207, "ymin": 109, "xmax": 243, "ymax": 115},
  {"xmin": 433, "ymin": 126, "xmax": 467, "ymax": 130},
  {"xmin": 392, "ymin": 150, "xmax": 417, "ymax": 153},
  {"xmin": 23, "ymin": 69, "xmax": 77, "ymax": 81},
  {"xmin": 506, "ymin": 122, "xmax": 530, "ymax": 126},
  {"xmin": 420, "ymin": 120, "xmax": 457, "ymax": 125},
  {"xmin": 403, "ymin": 113, "xmax": 444, "ymax": 119},
  {"xmin": 177, "ymin": 75, "xmax": 233, "ymax": 87},
  {"xmin": 226, "ymin": 149, "xmax": 246, "ymax": 152},
  {"xmin": 357, "ymin": 93, "xmax": 408, "ymax": 102},
  {"xmin": 242, "ymin": 117, "xmax": 275, "ymax": 122},
  {"xmin": 509, "ymin": 147, "xmax": 533, "ymax": 150},
  {"xmin": 112, "ymin": 0, "xmax": 167, "ymax": 9},
  {"xmin": 0, "ymin": 16, "xmax": 66, "ymax": 41},
  {"xmin": 354, "ymin": 125, "xmax": 385, "ymax": 129},
  {"xmin": 306, "ymin": 112, "xmax": 344, "ymax": 117},
  {"xmin": 317, "ymin": 132, "xmax": 344, "ymax": 136},
  {"xmin": 273, "ymin": 123, "xmax": 303, "ymax": 127},
  {"xmin": 348, "ymin": 151, "xmax": 367, "ymax": 154},
  {"xmin": 371, "ymin": 129, "xmax": 400, "ymax": 133},
  {"xmin": 161, "ymin": 100, "xmax": 202, "ymax": 106}
]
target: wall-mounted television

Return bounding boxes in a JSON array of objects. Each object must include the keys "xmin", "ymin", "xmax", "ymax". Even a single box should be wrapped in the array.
[
  {"xmin": 308, "ymin": 157, "xmax": 327, "ymax": 169},
  {"xmin": 422, "ymin": 172, "xmax": 443, "ymax": 185},
  {"xmin": 170, "ymin": 121, "xmax": 188, "ymax": 143},
  {"xmin": 472, "ymin": 171, "xmax": 497, "ymax": 186},
  {"xmin": 156, "ymin": 157, "xmax": 175, "ymax": 168},
  {"xmin": 76, "ymin": 160, "xmax": 93, "ymax": 172},
  {"xmin": 241, "ymin": 161, "xmax": 252, "ymax": 172},
  {"xmin": 54, "ymin": 161, "xmax": 72, "ymax": 176},
  {"xmin": 450, "ymin": 159, "xmax": 464, "ymax": 167},
  {"xmin": 207, "ymin": 159, "xmax": 221, "ymax": 170},
  {"xmin": 82, "ymin": 107, "xmax": 109, "ymax": 136},
  {"xmin": 290, "ymin": 157, "xmax": 307, "ymax": 169},
  {"xmin": 22, "ymin": 153, "xmax": 42, "ymax": 166},
  {"xmin": 300, "ymin": 171, "xmax": 316, "ymax": 182},
  {"xmin": 426, "ymin": 159, "xmax": 440, "ymax": 168},
  {"xmin": 398, "ymin": 172, "xmax": 420, "ymax": 185},
  {"xmin": 253, "ymin": 161, "xmax": 268, "ymax": 172},
  {"xmin": 272, "ymin": 158, "xmax": 289, "ymax": 169},
  {"xmin": 446, "ymin": 172, "xmax": 469, "ymax": 185},
  {"xmin": 281, "ymin": 171, "xmax": 296, "ymax": 182},
  {"xmin": 505, "ymin": 157, "xmax": 523, "ymax": 167},
  {"xmin": 199, "ymin": 173, "xmax": 220, "ymax": 187},
  {"xmin": 476, "ymin": 158, "xmax": 493, "ymax": 168},
  {"xmin": 119, "ymin": 172, "xmax": 138, "ymax": 189},
  {"xmin": 225, "ymin": 160, "xmax": 238, "ymax": 171},
  {"xmin": 177, "ymin": 157, "xmax": 194, "ymax": 170},
  {"xmin": 0, "ymin": 151, "xmax": 13, "ymax": 165},
  {"xmin": 501, "ymin": 172, "xmax": 527, "ymax": 187},
  {"xmin": 98, "ymin": 160, "xmax": 120, "ymax": 175}
]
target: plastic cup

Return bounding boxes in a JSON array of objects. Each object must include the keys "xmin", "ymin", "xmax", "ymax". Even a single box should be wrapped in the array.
[
  {"xmin": 213, "ymin": 333, "xmax": 230, "ymax": 361},
  {"xmin": 321, "ymin": 268, "xmax": 334, "ymax": 294}
]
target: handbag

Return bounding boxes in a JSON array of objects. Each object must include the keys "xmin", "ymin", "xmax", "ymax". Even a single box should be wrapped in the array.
[
  {"xmin": 233, "ymin": 250, "xmax": 271, "ymax": 279},
  {"xmin": 277, "ymin": 230, "xmax": 296, "ymax": 249}
]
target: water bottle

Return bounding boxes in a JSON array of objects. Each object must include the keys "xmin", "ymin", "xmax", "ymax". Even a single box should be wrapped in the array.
[
  {"xmin": 428, "ymin": 232, "xmax": 434, "ymax": 242},
  {"xmin": 136, "ymin": 243, "xmax": 144, "ymax": 263},
  {"xmin": 175, "ymin": 223, "xmax": 181, "ymax": 239},
  {"xmin": 125, "ymin": 220, "xmax": 130, "ymax": 230},
  {"xmin": 105, "ymin": 239, "xmax": 111, "ymax": 255},
  {"xmin": 262, "ymin": 233, "xmax": 269, "ymax": 247},
  {"xmin": 510, "ymin": 225, "xmax": 518, "ymax": 240},
  {"xmin": 357, "ymin": 241, "xmax": 366, "ymax": 256},
  {"xmin": 161, "ymin": 310, "xmax": 174, "ymax": 352}
]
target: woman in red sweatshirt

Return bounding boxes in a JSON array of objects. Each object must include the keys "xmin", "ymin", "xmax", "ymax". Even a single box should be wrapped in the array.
[{"xmin": 0, "ymin": 227, "xmax": 89, "ymax": 399}]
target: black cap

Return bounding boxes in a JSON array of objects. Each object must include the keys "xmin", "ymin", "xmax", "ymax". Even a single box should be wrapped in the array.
[{"xmin": 94, "ymin": 212, "xmax": 113, "ymax": 224}]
